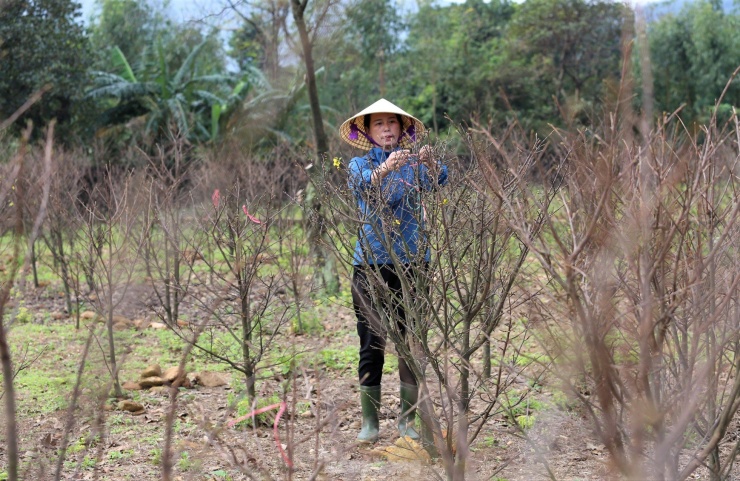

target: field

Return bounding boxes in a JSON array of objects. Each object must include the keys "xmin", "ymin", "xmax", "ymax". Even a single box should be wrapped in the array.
[
  {"xmin": 2, "ymin": 102, "xmax": 740, "ymax": 481},
  {"xmin": 2, "ymin": 270, "xmax": 623, "ymax": 481},
  {"xmin": 5, "ymin": 236, "xmax": 740, "ymax": 481}
]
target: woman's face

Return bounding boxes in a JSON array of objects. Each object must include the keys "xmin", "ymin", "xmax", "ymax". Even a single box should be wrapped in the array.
[{"xmin": 368, "ymin": 112, "xmax": 401, "ymax": 149}]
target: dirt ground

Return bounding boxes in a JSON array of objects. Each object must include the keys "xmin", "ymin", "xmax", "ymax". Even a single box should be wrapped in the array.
[{"xmin": 0, "ymin": 280, "xmax": 734, "ymax": 481}]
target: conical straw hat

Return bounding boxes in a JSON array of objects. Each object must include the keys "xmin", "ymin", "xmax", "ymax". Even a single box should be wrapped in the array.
[{"xmin": 339, "ymin": 98, "xmax": 426, "ymax": 150}]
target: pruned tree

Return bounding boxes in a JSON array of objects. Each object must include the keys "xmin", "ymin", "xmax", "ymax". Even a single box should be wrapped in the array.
[
  {"xmin": 38, "ymin": 149, "xmax": 89, "ymax": 327},
  {"xmin": 0, "ymin": 111, "xmax": 55, "ymax": 481},
  {"xmin": 141, "ymin": 136, "xmax": 199, "ymax": 327},
  {"xmin": 77, "ymin": 168, "xmax": 145, "ymax": 397},
  {"xmin": 487, "ymin": 86, "xmax": 740, "ymax": 479},
  {"xmin": 176, "ymin": 151, "xmax": 296, "ymax": 400}
]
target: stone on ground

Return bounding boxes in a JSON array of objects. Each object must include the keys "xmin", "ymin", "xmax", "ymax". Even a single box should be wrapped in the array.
[
  {"xmin": 141, "ymin": 364, "xmax": 162, "ymax": 378},
  {"xmin": 162, "ymin": 366, "xmax": 184, "ymax": 383},
  {"xmin": 371, "ymin": 436, "xmax": 431, "ymax": 463},
  {"xmin": 139, "ymin": 376, "xmax": 165, "ymax": 388},
  {"xmin": 196, "ymin": 371, "xmax": 228, "ymax": 387},
  {"xmin": 117, "ymin": 400, "xmax": 144, "ymax": 413}
]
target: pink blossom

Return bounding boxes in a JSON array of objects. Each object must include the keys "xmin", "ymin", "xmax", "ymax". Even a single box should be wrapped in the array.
[
  {"xmin": 211, "ymin": 189, "xmax": 220, "ymax": 208},
  {"xmin": 242, "ymin": 205, "xmax": 262, "ymax": 224}
]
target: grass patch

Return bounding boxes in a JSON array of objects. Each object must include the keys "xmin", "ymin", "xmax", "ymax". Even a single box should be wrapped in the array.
[
  {"xmin": 9, "ymin": 323, "xmax": 87, "ymax": 414},
  {"xmin": 228, "ymin": 392, "xmax": 282, "ymax": 427},
  {"xmin": 320, "ymin": 347, "xmax": 359, "ymax": 372}
]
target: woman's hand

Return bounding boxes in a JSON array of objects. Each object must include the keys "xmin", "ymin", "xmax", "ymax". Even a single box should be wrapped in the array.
[
  {"xmin": 372, "ymin": 150, "xmax": 410, "ymax": 185},
  {"xmin": 385, "ymin": 149, "xmax": 411, "ymax": 171},
  {"xmin": 418, "ymin": 145, "xmax": 433, "ymax": 165},
  {"xmin": 418, "ymin": 146, "xmax": 439, "ymax": 175}
]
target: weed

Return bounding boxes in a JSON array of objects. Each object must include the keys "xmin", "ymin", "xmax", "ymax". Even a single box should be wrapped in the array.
[
  {"xmin": 516, "ymin": 414, "xmax": 536, "ymax": 430},
  {"xmin": 108, "ymin": 449, "xmax": 133, "ymax": 461},
  {"xmin": 383, "ymin": 352, "xmax": 399, "ymax": 374},
  {"xmin": 320, "ymin": 347, "xmax": 359, "ymax": 371},
  {"xmin": 173, "ymin": 418, "xmax": 194, "ymax": 435},
  {"xmin": 229, "ymin": 393, "xmax": 281, "ymax": 427},
  {"xmin": 211, "ymin": 469, "xmax": 232, "ymax": 480},
  {"xmin": 15, "ymin": 305, "xmax": 32, "ymax": 324},
  {"xmin": 81, "ymin": 455, "xmax": 96, "ymax": 470},
  {"xmin": 178, "ymin": 451, "xmax": 192, "ymax": 471},
  {"xmin": 550, "ymin": 389, "xmax": 577, "ymax": 411},
  {"xmin": 150, "ymin": 448, "xmax": 162, "ymax": 465},
  {"xmin": 290, "ymin": 310, "xmax": 323, "ymax": 335},
  {"xmin": 67, "ymin": 437, "xmax": 86, "ymax": 454},
  {"xmin": 479, "ymin": 436, "xmax": 498, "ymax": 448}
]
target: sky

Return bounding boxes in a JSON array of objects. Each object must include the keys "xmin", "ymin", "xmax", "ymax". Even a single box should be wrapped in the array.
[
  {"xmin": 76, "ymin": 0, "xmax": 662, "ymax": 27},
  {"xmin": 77, "ymin": 0, "xmax": 218, "ymax": 25}
]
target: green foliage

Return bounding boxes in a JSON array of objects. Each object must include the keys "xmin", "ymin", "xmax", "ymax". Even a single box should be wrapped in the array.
[
  {"xmin": 480, "ymin": 436, "xmax": 499, "ymax": 449},
  {"xmin": 88, "ymin": 0, "xmax": 164, "ymax": 70},
  {"xmin": 14, "ymin": 306, "xmax": 32, "ymax": 324},
  {"xmin": 290, "ymin": 311, "xmax": 323, "ymax": 336},
  {"xmin": 150, "ymin": 448, "xmax": 162, "ymax": 466},
  {"xmin": 10, "ymin": 324, "xmax": 82, "ymax": 414},
  {"xmin": 503, "ymin": 390, "xmax": 542, "ymax": 430},
  {"xmin": 550, "ymin": 389, "xmax": 577, "ymax": 411},
  {"xmin": 229, "ymin": 393, "xmax": 281, "ymax": 428},
  {"xmin": 0, "ymin": 0, "xmax": 737, "ymax": 148},
  {"xmin": 398, "ymin": 0, "xmax": 515, "ymax": 132},
  {"xmin": 178, "ymin": 451, "xmax": 196, "ymax": 471},
  {"xmin": 507, "ymin": 0, "xmax": 626, "ymax": 128},
  {"xmin": 228, "ymin": 18, "xmax": 268, "ymax": 73},
  {"xmin": 648, "ymin": 1, "xmax": 740, "ymax": 124},
  {"xmin": 87, "ymin": 32, "xmax": 264, "ymax": 146},
  {"xmin": 211, "ymin": 470, "xmax": 232, "ymax": 480},
  {"xmin": 0, "ymin": 0, "xmax": 92, "ymax": 139},
  {"xmin": 67, "ymin": 437, "xmax": 87, "ymax": 454},
  {"xmin": 108, "ymin": 448, "xmax": 134, "ymax": 461},
  {"xmin": 320, "ymin": 347, "xmax": 359, "ymax": 372},
  {"xmin": 516, "ymin": 414, "xmax": 536, "ymax": 430},
  {"xmin": 82, "ymin": 455, "xmax": 97, "ymax": 469}
]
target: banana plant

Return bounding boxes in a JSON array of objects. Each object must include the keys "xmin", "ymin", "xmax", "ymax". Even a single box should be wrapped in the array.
[{"xmin": 87, "ymin": 39, "xmax": 269, "ymax": 144}]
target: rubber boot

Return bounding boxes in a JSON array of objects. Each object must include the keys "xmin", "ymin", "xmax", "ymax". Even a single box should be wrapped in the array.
[
  {"xmin": 398, "ymin": 381, "xmax": 420, "ymax": 440},
  {"xmin": 357, "ymin": 385, "xmax": 381, "ymax": 444}
]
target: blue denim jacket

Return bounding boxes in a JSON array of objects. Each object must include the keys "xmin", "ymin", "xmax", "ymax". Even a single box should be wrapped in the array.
[{"xmin": 348, "ymin": 147, "xmax": 449, "ymax": 265}]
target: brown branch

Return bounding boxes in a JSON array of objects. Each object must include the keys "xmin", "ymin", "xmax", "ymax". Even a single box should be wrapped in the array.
[{"xmin": 0, "ymin": 86, "xmax": 49, "ymax": 132}]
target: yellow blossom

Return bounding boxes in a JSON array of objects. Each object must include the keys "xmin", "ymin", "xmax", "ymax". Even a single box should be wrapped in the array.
[
  {"xmin": 442, "ymin": 198, "xmax": 448, "ymax": 205},
  {"xmin": 332, "ymin": 157, "xmax": 342, "ymax": 169}
]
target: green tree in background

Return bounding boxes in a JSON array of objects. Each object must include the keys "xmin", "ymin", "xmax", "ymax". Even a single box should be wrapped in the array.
[
  {"xmin": 508, "ymin": 0, "xmax": 627, "ymax": 127},
  {"xmin": 398, "ymin": 0, "xmax": 514, "ymax": 133},
  {"xmin": 0, "ymin": 0, "xmax": 92, "ymax": 139},
  {"xmin": 345, "ymin": 0, "xmax": 403, "ymax": 99},
  {"xmin": 228, "ymin": 0, "xmax": 290, "ymax": 82},
  {"xmin": 88, "ymin": 0, "xmax": 164, "ymax": 71},
  {"xmin": 648, "ymin": 1, "xmax": 740, "ymax": 124}
]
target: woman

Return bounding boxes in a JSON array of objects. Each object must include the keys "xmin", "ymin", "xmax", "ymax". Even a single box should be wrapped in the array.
[{"xmin": 339, "ymin": 99, "xmax": 448, "ymax": 443}]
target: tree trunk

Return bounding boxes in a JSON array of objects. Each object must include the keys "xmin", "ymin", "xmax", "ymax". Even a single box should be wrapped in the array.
[
  {"xmin": 290, "ymin": 0, "xmax": 339, "ymax": 292},
  {"xmin": 291, "ymin": 0, "xmax": 328, "ymax": 157},
  {"xmin": 0, "ymin": 149, "xmax": 26, "ymax": 481},
  {"xmin": 0, "ymin": 306, "xmax": 19, "ymax": 481}
]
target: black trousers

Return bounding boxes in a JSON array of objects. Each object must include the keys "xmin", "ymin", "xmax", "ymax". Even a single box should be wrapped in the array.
[{"xmin": 351, "ymin": 263, "xmax": 421, "ymax": 387}]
